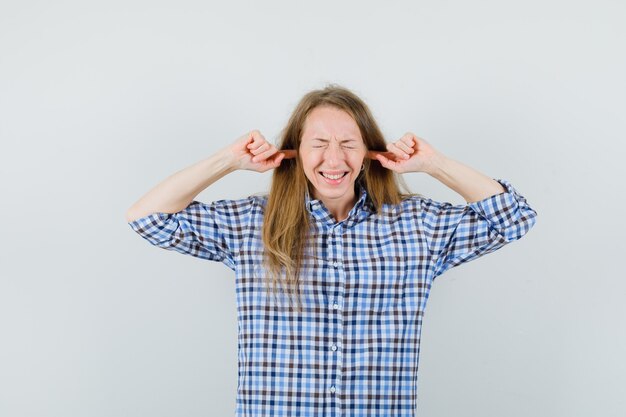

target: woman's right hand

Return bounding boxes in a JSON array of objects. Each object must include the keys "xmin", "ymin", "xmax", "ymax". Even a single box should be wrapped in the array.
[{"xmin": 225, "ymin": 130, "xmax": 286, "ymax": 172}]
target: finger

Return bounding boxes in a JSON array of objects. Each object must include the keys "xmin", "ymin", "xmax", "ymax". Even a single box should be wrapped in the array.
[
  {"xmin": 247, "ymin": 137, "xmax": 268, "ymax": 151},
  {"xmin": 402, "ymin": 135, "xmax": 416, "ymax": 147},
  {"xmin": 271, "ymin": 152, "xmax": 285, "ymax": 167},
  {"xmin": 237, "ymin": 133, "xmax": 254, "ymax": 150},
  {"xmin": 397, "ymin": 133, "xmax": 415, "ymax": 149},
  {"xmin": 249, "ymin": 142, "xmax": 270, "ymax": 155},
  {"xmin": 247, "ymin": 131, "xmax": 267, "ymax": 147},
  {"xmin": 395, "ymin": 139, "xmax": 414, "ymax": 154},
  {"xmin": 402, "ymin": 132, "xmax": 417, "ymax": 141},
  {"xmin": 252, "ymin": 145, "xmax": 278, "ymax": 162},
  {"xmin": 249, "ymin": 130, "xmax": 265, "ymax": 143},
  {"xmin": 395, "ymin": 140, "xmax": 413, "ymax": 154},
  {"xmin": 367, "ymin": 150, "xmax": 395, "ymax": 160},
  {"xmin": 279, "ymin": 149, "xmax": 297, "ymax": 159},
  {"xmin": 370, "ymin": 150, "xmax": 401, "ymax": 161},
  {"xmin": 388, "ymin": 143, "xmax": 410, "ymax": 160},
  {"xmin": 380, "ymin": 154, "xmax": 406, "ymax": 173},
  {"xmin": 258, "ymin": 152, "xmax": 285, "ymax": 172},
  {"xmin": 375, "ymin": 154, "xmax": 395, "ymax": 170}
]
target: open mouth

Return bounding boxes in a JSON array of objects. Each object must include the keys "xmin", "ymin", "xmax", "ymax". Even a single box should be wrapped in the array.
[
  {"xmin": 319, "ymin": 171, "xmax": 349, "ymax": 184},
  {"xmin": 320, "ymin": 171, "xmax": 348, "ymax": 180}
]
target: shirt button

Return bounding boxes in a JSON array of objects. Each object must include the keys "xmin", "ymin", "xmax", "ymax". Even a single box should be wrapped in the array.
[
  {"xmin": 333, "ymin": 302, "xmax": 339, "ymax": 310},
  {"xmin": 330, "ymin": 386, "xmax": 336, "ymax": 394},
  {"xmin": 331, "ymin": 344, "xmax": 337, "ymax": 351}
]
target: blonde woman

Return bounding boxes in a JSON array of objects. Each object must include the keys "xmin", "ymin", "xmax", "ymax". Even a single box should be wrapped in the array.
[{"xmin": 126, "ymin": 84, "xmax": 537, "ymax": 416}]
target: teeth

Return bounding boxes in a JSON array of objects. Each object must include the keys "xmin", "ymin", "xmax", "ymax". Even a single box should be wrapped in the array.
[{"xmin": 322, "ymin": 172, "xmax": 345, "ymax": 180}]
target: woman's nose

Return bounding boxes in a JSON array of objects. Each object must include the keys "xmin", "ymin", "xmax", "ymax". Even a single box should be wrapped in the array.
[{"xmin": 324, "ymin": 143, "xmax": 345, "ymax": 164}]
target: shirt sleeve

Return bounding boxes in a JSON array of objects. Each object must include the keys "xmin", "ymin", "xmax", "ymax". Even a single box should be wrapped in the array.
[
  {"xmin": 419, "ymin": 178, "xmax": 538, "ymax": 279},
  {"xmin": 127, "ymin": 197, "xmax": 257, "ymax": 270}
]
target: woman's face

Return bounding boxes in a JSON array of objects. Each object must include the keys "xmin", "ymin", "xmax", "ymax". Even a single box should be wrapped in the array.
[{"xmin": 299, "ymin": 106, "xmax": 367, "ymax": 208}]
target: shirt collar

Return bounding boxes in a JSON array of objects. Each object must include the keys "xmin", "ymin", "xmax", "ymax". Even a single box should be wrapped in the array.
[{"xmin": 305, "ymin": 184, "xmax": 373, "ymax": 225}]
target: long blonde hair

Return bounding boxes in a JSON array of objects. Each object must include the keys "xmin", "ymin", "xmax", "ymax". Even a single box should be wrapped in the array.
[{"xmin": 262, "ymin": 84, "xmax": 410, "ymax": 312}]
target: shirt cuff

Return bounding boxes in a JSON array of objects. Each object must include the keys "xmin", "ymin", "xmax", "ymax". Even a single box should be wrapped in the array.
[
  {"xmin": 127, "ymin": 212, "xmax": 172, "ymax": 246},
  {"xmin": 467, "ymin": 178, "xmax": 528, "ymax": 234}
]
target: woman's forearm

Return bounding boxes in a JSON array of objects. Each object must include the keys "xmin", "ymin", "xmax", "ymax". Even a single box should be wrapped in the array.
[
  {"xmin": 428, "ymin": 155, "xmax": 506, "ymax": 203},
  {"xmin": 125, "ymin": 149, "xmax": 236, "ymax": 223}
]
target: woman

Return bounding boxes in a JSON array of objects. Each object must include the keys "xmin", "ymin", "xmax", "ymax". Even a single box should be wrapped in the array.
[{"xmin": 127, "ymin": 84, "xmax": 537, "ymax": 416}]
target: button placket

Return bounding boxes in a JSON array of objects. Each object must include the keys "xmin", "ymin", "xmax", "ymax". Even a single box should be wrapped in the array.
[{"xmin": 327, "ymin": 223, "xmax": 344, "ymax": 406}]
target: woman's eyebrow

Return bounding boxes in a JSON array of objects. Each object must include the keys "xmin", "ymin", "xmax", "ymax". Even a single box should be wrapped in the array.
[{"xmin": 312, "ymin": 138, "xmax": 358, "ymax": 143}]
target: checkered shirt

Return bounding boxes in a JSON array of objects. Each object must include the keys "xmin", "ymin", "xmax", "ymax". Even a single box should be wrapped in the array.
[{"xmin": 128, "ymin": 178, "xmax": 537, "ymax": 416}]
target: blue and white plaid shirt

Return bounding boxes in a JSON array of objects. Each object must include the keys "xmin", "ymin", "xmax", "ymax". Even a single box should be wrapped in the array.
[{"xmin": 128, "ymin": 178, "xmax": 537, "ymax": 417}]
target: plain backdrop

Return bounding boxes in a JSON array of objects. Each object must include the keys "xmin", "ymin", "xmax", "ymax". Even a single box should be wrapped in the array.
[{"xmin": 1, "ymin": 1, "xmax": 624, "ymax": 416}]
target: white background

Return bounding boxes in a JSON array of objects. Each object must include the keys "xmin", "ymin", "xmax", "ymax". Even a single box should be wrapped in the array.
[{"xmin": 1, "ymin": 1, "xmax": 624, "ymax": 416}]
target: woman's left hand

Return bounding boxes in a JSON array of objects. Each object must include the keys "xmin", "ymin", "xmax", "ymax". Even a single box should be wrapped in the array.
[{"xmin": 374, "ymin": 133, "xmax": 443, "ymax": 174}]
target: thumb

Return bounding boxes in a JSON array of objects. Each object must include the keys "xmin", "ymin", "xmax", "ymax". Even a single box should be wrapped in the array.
[
  {"xmin": 272, "ymin": 152, "xmax": 285, "ymax": 167},
  {"xmin": 376, "ymin": 154, "xmax": 392, "ymax": 169}
]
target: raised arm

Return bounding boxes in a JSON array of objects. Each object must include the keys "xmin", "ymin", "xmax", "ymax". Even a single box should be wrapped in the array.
[
  {"xmin": 427, "ymin": 157, "xmax": 506, "ymax": 203},
  {"xmin": 374, "ymin": 132, "xmax": 506, "ymax": 202},
  {"xmin": 375, "ymin": 132, "xmax": 537, "ymax": 278},
  {"xmin": 125, "ymin": 130, "xmax": 286, "ymax": 222}
]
